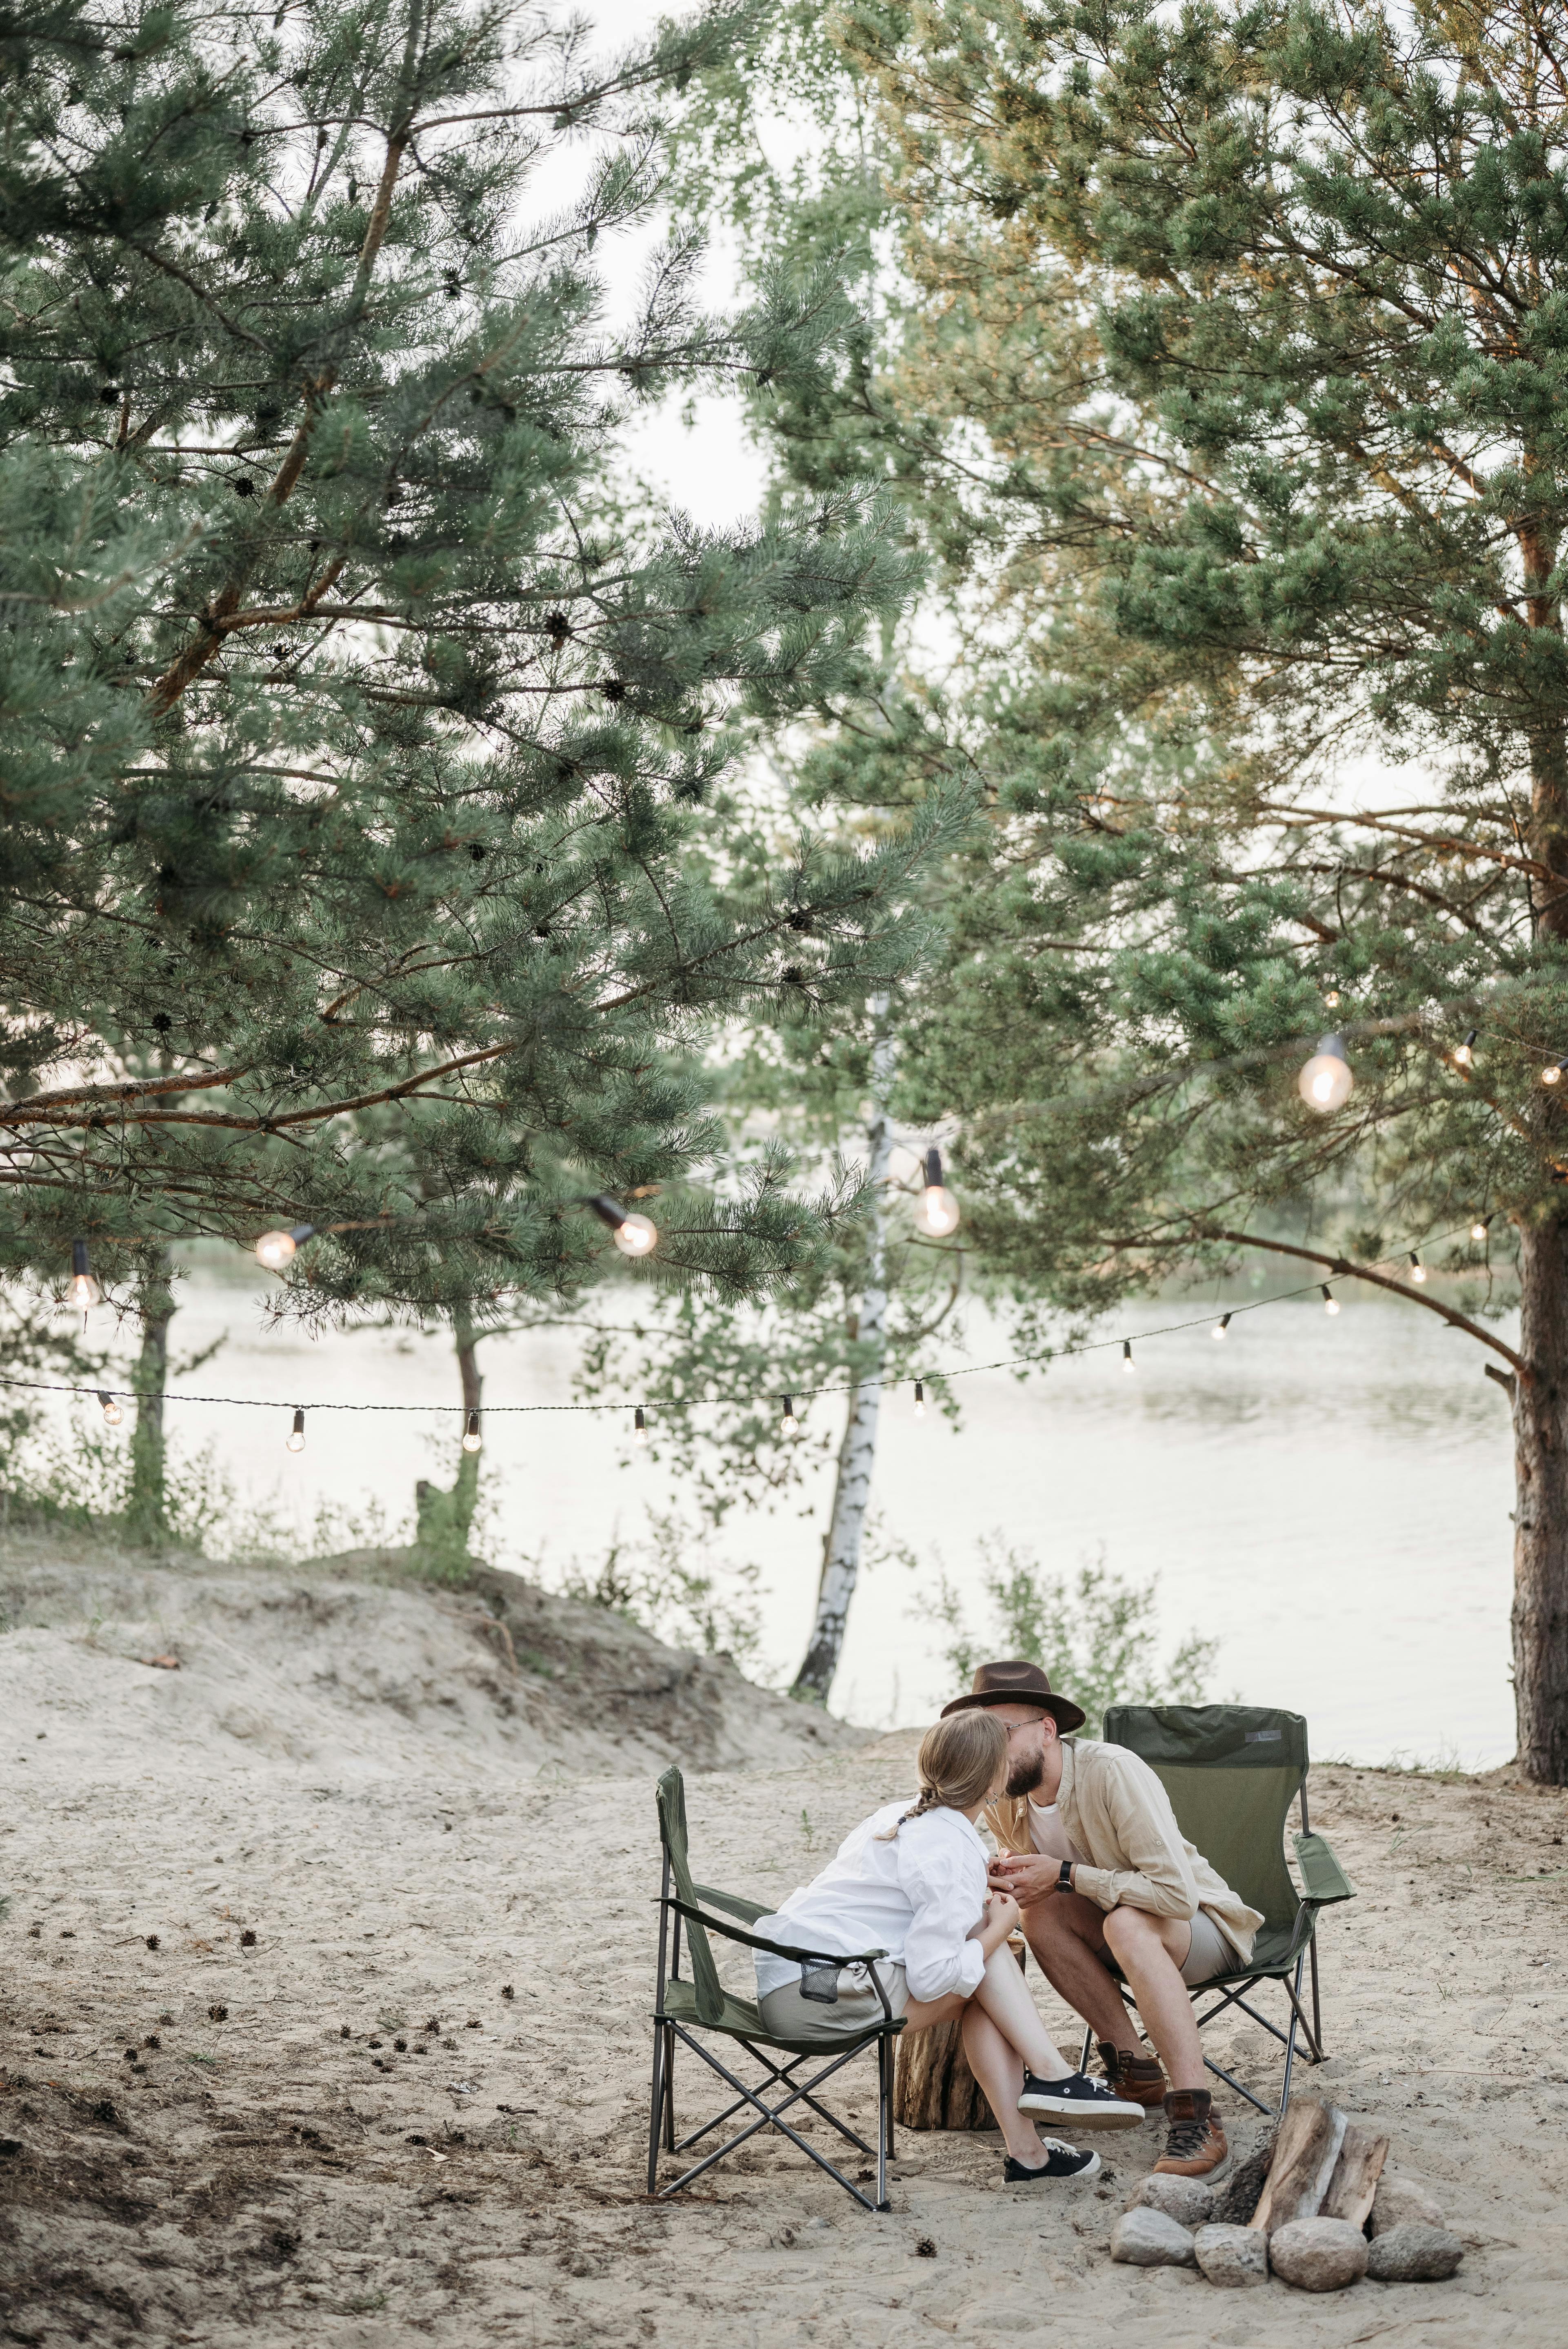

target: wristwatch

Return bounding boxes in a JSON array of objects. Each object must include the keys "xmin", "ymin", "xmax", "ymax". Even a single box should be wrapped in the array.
[{"xmin": 1057, "ymin": 1859, "xmax": 1075, "ymax": 1894}]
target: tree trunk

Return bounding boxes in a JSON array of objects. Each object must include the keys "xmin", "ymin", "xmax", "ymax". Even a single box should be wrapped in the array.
[
  {"xmin": 894, "ymin": 2018, "xmax": 990, "ymax": 2131},
  {"xmin": 125, "ymin": 1250, "xmax": 175, "ymax": 1547},
  {"xmin": 1518, "ymin": 680, "xmax": 1568, "ymax": 1784},
  {"xmin": 414, "ymin": 1306, "xmax": 483, "ymax": 1580},
  {"xmin": 1511, "ymin": 1218, "xmax": 1568, "ymax": 1782},
  {"xmin": 792, "ymin": 1008, "xmax": 895, "ymax": 1703}
]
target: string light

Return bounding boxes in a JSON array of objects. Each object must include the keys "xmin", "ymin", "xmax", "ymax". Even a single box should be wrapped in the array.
[
  {"xmin": 1212, "ymin": 1313, "xmax": 1231, "ymax": 1339},
  {"xmin": 256, "ymin": 1222, "xmax": 316, "ymax": 1270},
  {"xmin": 1408, "ymin": 1252, "xmax": 1427, "ymax": 1283},
  {"xmin": 587, "ymin": 1195, "xmax": 658, "ymax": 1256},
  {"xmin": 1122, "ymin": 1340, "xmax": 1135, "ymax": 1373},
  {"xmin": 67, "ymin": 1238, "xmax": 101, "ymax": 1312},
  {"xmin": 1322, "ymin": 1285, "xmax": 1340, "ymax": 1315},
  {"xmin": 913, "ymin": 1379, "xmax": 926, "ymax": 1417},
  {"xmin": 1542, "ymin": 1061, "xmax": 1565, "ymax": 1087},
  {"xmin": 461, "ymin": 1409, "xmax": 482, "ymax": 1453},
  {"xmin": 1323, "ymin": 990, "xmax": 1340, "ymax": 1009},
  {"xmin": 286, "ymin": 1407, "xmax": 306, "ymax": 1453},
  {"xmin": 1298, "ymin": 1034, "xmax": 1354, "ymax": 1113},
  {"xmin": 913, "ymin": 1147, "xmax": 960, "ymax": 1238},
  {"xmin": 1454, "ymin": 1029, "xmax": 1477, "ymax": 1068},
  {"xmin": 97, "ymin": 1390, "xmax": 122, "ymax": 1426},
  {"xmin": 633, "ymin": 1405, "xmax": 648, "ymax": 1447},
  {"xmin": 1470, "ymin": 1215, "xmax": 1492, "ymax": 1242},
  {"xmin": 781, "ymin": 1394, "xmax": 801, "ymax": 1436}
]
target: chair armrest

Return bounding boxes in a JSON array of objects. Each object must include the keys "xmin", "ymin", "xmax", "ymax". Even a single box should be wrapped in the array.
[
  {"xmin": 1294, "ymin": 1830, "xmax": 1355, "ymax": 1906},
  {"xmin": 691, "ymin": 1881, "xmax": 771, "ymax": 1926},
  {"xmin": 666, "ymin": 1897, "xmax": 888, "ymax": 1971}
]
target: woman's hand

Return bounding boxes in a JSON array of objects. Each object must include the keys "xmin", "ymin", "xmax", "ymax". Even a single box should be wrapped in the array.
[{"xmin": 986, "ymin": 1890, "xmax": 1022, "ymax": 1938}]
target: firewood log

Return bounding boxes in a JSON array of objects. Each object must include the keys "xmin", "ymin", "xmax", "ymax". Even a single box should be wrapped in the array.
[
  {"xmin": 1321, "ymin": 2122, "xmax": 1390, "ymax": 2229},
  {"xmin": 1249, "ymin": 2095, "xmax": 1347, "ymax": 2231}
]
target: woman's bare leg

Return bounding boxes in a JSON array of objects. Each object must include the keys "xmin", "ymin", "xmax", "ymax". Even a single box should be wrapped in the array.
[
  {"xmin": 973, "ymin": 1942, "xmax": 1073, "ymax": 2080},
  {"xmin": 960, "ymin": 2004, "xmax": 1051, "ymax": 2162}
]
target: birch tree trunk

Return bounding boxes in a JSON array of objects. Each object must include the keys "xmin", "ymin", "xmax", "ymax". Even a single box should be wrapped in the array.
[
  {"xmin": 414, "ymin": 1305, "xmax": 484, "ymax": 1582},
  {"xmin": 791, "ymin": 1010, "xmax": 895, "ymax": 1702},
  {"xmin": 125, "ymin": 1249, "xmax": 175, "ymax": 1548}
]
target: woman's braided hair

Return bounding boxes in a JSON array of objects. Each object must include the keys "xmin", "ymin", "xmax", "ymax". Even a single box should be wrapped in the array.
[{"xmin": 876, "ymin": 1707, "xmax": 1008, "ymax": 1838}]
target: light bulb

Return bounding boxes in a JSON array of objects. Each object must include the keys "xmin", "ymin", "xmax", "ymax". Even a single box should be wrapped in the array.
[
  {"xmin": 68, "ymin": 1238, "xmax": 101, "ymax": 1311},
  {"xmin": 1212, "ymin": 1313, "xmax": 1231, "ymax": 1340},
  {"xmin": 1122, "ymin": 1341, "xmax": 1135, "ymax": 1373},
  {"xmin": 587, "ymin": 1195, "xmax": 658, "ymax": 1256},
  {"xmin": 913, "ymin": 1146, "xmax": 960, "ymax": 1238},
  {"xmin": 781, "ymin": 1395, "xmax": 801, "ymax": 1437},
  {"xmin": 913, "ymin": 1379, "xmax": 926, "ymax": 1418},
  {"xmin": 461, "ymin": 1409, "xmax": 482, "ymax": 1453},
  {"xmin": 286, "ymin": 1407, "xmax": 306, "ymax": 1453},
  {"xmin": 633, "ymin": 1406, "xmax": 648, "ymax": 1447},
  {"xmin": 1544, "ymin": 1063, "xmax": 1562, "ymax": 1086},
  {"xmin": 257, "ymin": 1222, "xmax": 315, "ymax": 1271},
  {"xmin": 1454, "ymin": 1029, "xmax": 1477, "ymax": 1068},
  {"xmin": 97, "ymin": 1390, "xmax": 123, "ymax": 1427},
  {"xmin": 1298, "ymin": 1034, "xmax": 1353, "ymax": 1113},
  {"xmin": 1322, "ymin": 1285, "xmax": 1340, "ymax": 1315},
  {"xmin": 1470, "ymin": 1218, "xmax": 1490, "ymax": 1242},
  {"xmin": 1408, "ymin": 1253, "xmax": 1427, "ymax": 1284},
  {"xmin": 1323, "ymin": 990, "xmax": 1340, "ymax": 1009}
]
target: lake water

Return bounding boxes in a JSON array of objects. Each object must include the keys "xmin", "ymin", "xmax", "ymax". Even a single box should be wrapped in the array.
[{"xmin": 60, "ymin": 1276, "xmax": 1520, "ymax": 1769}]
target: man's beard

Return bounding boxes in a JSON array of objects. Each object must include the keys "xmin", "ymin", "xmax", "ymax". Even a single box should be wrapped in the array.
[{"xmin": 1005, "ymin": 1750, "xmax": 1045, "ymax": 1799}]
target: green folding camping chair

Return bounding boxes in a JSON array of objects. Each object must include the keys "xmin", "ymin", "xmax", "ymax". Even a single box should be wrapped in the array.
[
  {"xmin": 1091, "ymin": 1704, "xmax": 1355, "ymax": 2116},
  {"xmin": 649, "ymin": 1767, "xmax": 905, "ymax": 2213}
]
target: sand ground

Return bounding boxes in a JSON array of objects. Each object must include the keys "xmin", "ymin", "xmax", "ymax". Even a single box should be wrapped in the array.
[{"xmin": 3, "ymin": 1544, "xmax": 1567, "ymax": 2347}]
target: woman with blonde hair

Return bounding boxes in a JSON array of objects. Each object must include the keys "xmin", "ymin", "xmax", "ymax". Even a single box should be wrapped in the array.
[{"xmin": 752, "ymin": 1709, "xmax": 1142, "ymax": 2182}]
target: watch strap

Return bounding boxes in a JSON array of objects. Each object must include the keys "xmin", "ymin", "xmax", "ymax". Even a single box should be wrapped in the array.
[{"xmin": 1058, "ymin": 1858, "xmax": 1074, "ymax": 1893}]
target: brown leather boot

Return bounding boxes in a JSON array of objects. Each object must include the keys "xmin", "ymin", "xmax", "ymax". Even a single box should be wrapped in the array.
[
  {"xmin": 1096, "ymin": 2041, "xmax": 1168, "ymax": 2107},
  {"xmin": 1153, "ymin": 2088, "xmax": 1228, "ymax": 2177}
]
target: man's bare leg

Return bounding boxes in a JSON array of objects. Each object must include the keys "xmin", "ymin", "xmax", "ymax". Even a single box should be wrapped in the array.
[
  {"xmin": 1101, "ymin": 1907, "xmax": 1205, "ymax": 2092},
  {"xmin": 1019, "ymin": 1891, "xmax": 1142, "ymax": 2051}
]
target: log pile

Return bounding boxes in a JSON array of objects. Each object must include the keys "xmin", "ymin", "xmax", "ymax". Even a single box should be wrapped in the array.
[{"xmin": 1109, "ymin": 2095, "xmax": 1465, "ymax": 2291}]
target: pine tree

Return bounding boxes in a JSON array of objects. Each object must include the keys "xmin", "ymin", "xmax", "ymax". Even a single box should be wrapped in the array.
[
  {"xmin": 0, "ymin": 0, "xmax": 935, "ymax": 1342},
  {"xmin": 708, "ymin": 0, "xmax": 1568, "ymax": 1777}
]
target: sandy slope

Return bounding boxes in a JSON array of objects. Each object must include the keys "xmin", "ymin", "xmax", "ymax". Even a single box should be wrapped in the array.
[{"xmin": 2, "ymin": 1540, "xmax": 1567, "ymax": 2347}]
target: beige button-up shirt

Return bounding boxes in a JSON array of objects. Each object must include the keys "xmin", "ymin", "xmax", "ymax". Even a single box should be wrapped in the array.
[{"xmin": 985, "ymin": 1738, "xmax": 1263, "ymax": 1965}]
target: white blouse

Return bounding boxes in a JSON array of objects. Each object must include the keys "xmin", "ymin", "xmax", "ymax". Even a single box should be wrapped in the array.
[{"xmin": 753, "ymin": 1799, "xmax": 990, "ymax": 2004}]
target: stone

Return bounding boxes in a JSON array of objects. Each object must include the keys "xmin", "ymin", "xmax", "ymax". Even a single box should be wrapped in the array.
[
  {"xmin": 1366, "ymin": 2224, "xmax": 1464, "ymax": 2283},
  {"xmin": 1369, "ymin": 2173, "xmax": 1446, "ymax": 2235},
  {"xmin": 1268, "ymin": 2216, "xmax": 1370, "ymax": 2292},
  {"xmin": 1213, "ymin": 2134, "xmax": 1274, "ymax": 2226},
  {"xmin": 1133, "ymin": 2174, "xmax": 1216, "ymax": 2229},
  {"xmin": 1193, "ymin": 2222, "xmax": 1270, "ymax": 2288},
  {"xmin": 1109, "ymin": 2207, "xmax": 1197, "ymax": 2268}
]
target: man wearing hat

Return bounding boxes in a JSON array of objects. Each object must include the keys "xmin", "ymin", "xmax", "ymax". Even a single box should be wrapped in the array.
[{"xmin": 946, "ymin": 1661, "xmax": 1262, "ymax": 2179}]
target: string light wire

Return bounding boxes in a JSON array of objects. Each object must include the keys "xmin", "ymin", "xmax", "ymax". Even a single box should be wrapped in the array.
[{"xmin": 19, "ymin": 1218, "xmax": 1508, "ymax": 1424}]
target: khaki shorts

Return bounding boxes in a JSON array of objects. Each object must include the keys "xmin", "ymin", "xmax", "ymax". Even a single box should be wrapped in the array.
[
  {"xmin": 1181, "ymin": 1911, "xmax": 1240, "ymax": 1986},
  {"xmin": 758, "ymin": 1960, "xmax": 910, "ymax": 2041}
]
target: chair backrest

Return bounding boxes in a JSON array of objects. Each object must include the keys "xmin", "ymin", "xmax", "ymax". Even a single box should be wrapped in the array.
[
  {"xmin": 655, "ymin": 1765, "xmax": 724, "ymax": 2023},
  {"xmin": 1100, "ymin": 1704, "xmax": 1307, "ymax": 1945}
]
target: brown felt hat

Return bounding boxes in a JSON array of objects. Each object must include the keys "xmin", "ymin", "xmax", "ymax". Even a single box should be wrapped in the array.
[{"xmin": 940, "ymin": 1658, "xmax": 1086, "ymax": 1733}]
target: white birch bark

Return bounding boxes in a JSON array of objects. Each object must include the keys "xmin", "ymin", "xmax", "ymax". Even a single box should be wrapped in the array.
[{"xmin": 792, "ymin": 1006, "xmax": 895, "ymax": 1701}]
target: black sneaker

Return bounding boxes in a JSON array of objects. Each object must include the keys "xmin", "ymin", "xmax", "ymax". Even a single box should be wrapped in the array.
[
  {"xmin": 1017, "ymin": 2069, "xmax": 1146, "ymax": 2129},
  {"xmin": 1003, "ymin": 2139, "xmax": 1102, "ymax": 2184}
]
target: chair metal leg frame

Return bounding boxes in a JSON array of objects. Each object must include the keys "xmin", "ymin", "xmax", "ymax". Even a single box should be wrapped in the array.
[
  {"xmin": 1073, "ymin": 1948, "xmax": 1322, "ymax": 2120},
  {"xmin": 670, "ymin": 2041, "xmax": 878, "ymax": 2161},
  {"xmin": 651, "ymin": 2020, "xmax": 893, "ymax": 2212}
]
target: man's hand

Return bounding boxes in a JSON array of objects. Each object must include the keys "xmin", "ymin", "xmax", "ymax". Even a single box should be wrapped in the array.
[{"xmin": 989, "ymin": 1851, "xmax": 1068, "ymax": 1908}]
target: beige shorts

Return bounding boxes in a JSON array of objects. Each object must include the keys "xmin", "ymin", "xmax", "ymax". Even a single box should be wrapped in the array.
[
  {"xmin": 757, "ymin": 1961, "xmax": 910, "ymax": 2041},
  {"xmin": 1181, "ymin": 1911, "xmax": 1240, "ymax": 1986}
]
